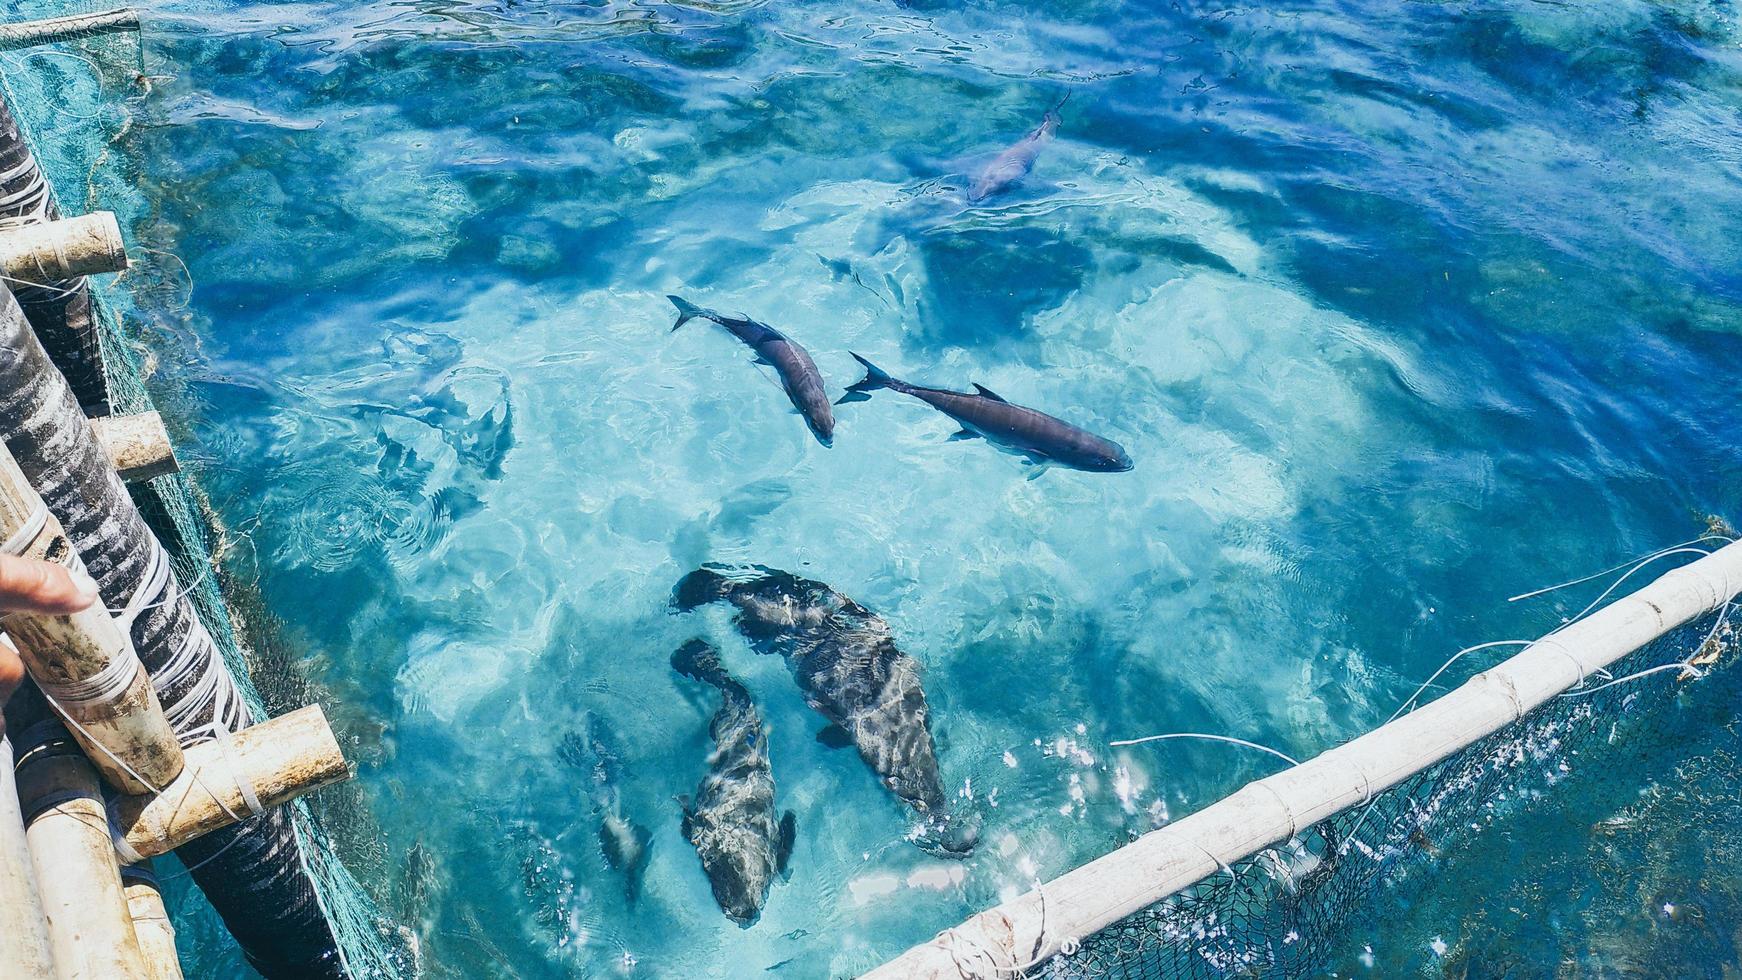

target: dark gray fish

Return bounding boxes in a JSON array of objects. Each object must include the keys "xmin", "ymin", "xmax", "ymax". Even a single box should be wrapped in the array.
[
  {"xmin": 672, "ymin": 639, "xmax": 796, "ymax": 925},
  {"xmin": 559, "ymin": 715, "xmax": 653, "ymax": 903},
  {"xmin": 968, "ymin": 94, "xmax": 1067, "ymax": 202},
  {"xmin": 668, "ymin": 296, "xmax": 835, "ymax": 446},
  {"xmin": 672, "ymin": 566, "xmax": 980, "ymax": 856},
  {"xmin": 838, "ymin": 354, "xmax": 1132, "ymax": 474}
]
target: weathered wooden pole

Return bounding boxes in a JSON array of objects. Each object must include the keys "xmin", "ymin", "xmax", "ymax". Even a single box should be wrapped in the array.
[
  {"xmin": 0, "ymin": 92, "xmax": 112, "ymax": 412},
  {"xmin": 0, "ymin": 733, "xmax": 56, "ymax": 979},
  {"xmin": 15, "ymin": 730, "xmax": 150, "ymax": 979},
  {"xmin": 112, "ymin": 705, "xmax": 349, "ymax": 860},
  {"xmin": 0, "ymin": 279, "xmax": 348, "ymax": 976},
  {"xmin": 0, "ymin": 9, "xmax": 140, "ymax": 50},
  {"xmin": 0, "ymin": 441, "xmax": 183, "ymax": 795},
  {"xmin": 88, "ymin": 412, "xmax": 178, "ymax": 483},
  {"xmin": 120, "ymin": 863, "xmax": 183, "ymax": 980},
  {"xmin": 0, "ymin": 213, "xmax": 128, "ymax": 285}
]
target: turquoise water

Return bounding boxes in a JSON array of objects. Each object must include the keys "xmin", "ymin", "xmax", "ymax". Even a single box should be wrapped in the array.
[{"xmin": 115, "ymin": 0, "xmax": 1742, "ymax": 975}]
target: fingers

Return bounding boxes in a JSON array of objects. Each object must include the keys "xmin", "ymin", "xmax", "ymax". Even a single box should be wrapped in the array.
[{"xmin": 0, "ymin": 555, "xmax": 99, "ymax": 616}]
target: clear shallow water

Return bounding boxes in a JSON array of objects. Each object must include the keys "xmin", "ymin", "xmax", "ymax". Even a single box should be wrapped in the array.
[{"xmin": 117, "ymin": 0, "xmax": 1742, "ymax": 976}]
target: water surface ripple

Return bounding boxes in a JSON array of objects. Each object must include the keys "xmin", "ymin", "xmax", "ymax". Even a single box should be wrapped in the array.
[{"xmin": 136, "ymin": 0, "xmax": 1742, "ymax": 975}]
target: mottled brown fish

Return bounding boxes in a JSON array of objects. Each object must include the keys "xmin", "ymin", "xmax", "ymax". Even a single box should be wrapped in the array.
[
  {"xmin": 672, "ymin": 565, "xmax": 980, "ymax": 857},
  {"xmin": 672, "ymin": 639, "xmax": 795, "ymax": 925}
]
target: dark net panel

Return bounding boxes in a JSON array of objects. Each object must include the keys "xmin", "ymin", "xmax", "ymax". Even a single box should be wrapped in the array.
[{"xmin": 1034, "ymin": 606, "xmax": 1733, "ymax": 980}]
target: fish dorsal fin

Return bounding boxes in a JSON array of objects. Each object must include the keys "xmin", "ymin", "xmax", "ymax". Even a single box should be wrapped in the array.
[{"xmin": 972, "ymin": 383, "xmax": 1007, "ymax": 402}]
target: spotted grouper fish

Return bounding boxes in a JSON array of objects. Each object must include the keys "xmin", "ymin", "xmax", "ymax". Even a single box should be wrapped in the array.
[
  {"xmin": 671, "ymin": 565, "xmax": 980, "ymax": 856},
  {"xmin": 968, "ymin": 93, "xmax": 1067, "ymax": 202},
  {"xmin": 838, "ymin": 353, "xmax": 1132, "ymax": 474},
  {"xmin": 672, "ymin": 638, "xmax": 795, "ymax": 925},
  {"xmin": 667, "ymin": 296, "xmax": 835, "ymax": 446}
]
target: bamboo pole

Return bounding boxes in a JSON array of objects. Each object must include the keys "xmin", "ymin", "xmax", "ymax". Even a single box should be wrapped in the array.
[
  {"xmin": 88, "ymin": 412, "xmax": 178, "ymax": 484},
  {"xmin": 0, "ymin": 442, "xmax": 183, "ymax": 796},
  {"xmin": 0, "ymin": 733, "xmax": 55, "ymax": 979},
  {"xmin": 120, "ymin": 864, "xmax": 182, "ymax": 980},
  {"xmin": 0, "ymin": 280, "xmax": 349, "ymax": 975},
  {"xmin": 15, "ymin": 734, "xmax": 149, "ymax": 980},
  {"xmin": 866, "ymin": 540, "xmax": 1742, "ymax": 979},
  {"xmin": 0, "ymin": 9, "xmax": 140, "ymax": 50},
  {"xmin": 0, "ymin": 213, "xmax": 127, "ymax": 285},
  {"xmin": 110, "ymin": 704, "xmax": 349, "ymax": 861}
]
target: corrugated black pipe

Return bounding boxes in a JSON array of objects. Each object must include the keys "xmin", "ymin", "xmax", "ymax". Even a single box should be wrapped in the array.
[
  {"xmin": 0, "ymin": 91, "xmax": 110, "ymax": 414},
  {"xmin": 0, "ymin": 283, "xmax": 347, "ymax": 978}
]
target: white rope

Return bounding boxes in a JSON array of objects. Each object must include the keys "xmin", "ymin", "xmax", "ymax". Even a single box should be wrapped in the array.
[
  {"xmin": 1109, "ymin": 731, "xmax": 1302, "ymax": 768},
  {"xmin": 32, "ymin": 637, "xmax": 139, "ymax": 705},
  {"xmin": 1384, "ymin": 640, "xmax": 1535, "ymax": 724},
  {"xmin": 1508, "ymin": 534, "xmax": 1735, "ymax": 602},
  {"xmin": 0, "ymin": 500, "xmax": 48, "ymax": 555},
  {"xmin": 213, "ymin": 721, "xmax": 262, "ymax": 817},
  {"xmin": 108, "ymin": 540, "xmax": 171, "ymax": 627},
  {"xmin": 32, "ymin": 686, "xmax": 162, "ymax": 795}
]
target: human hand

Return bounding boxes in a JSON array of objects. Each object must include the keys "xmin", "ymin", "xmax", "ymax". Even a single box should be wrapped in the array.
[{"xmin": 0, "ymin": 555, "xmax": 99, "ymax": 706}]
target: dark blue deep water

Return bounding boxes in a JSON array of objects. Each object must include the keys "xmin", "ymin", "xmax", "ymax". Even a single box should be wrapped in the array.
[{"xmin": 89, "ymin": 0, "xmax": 1742, "ymax": 975}]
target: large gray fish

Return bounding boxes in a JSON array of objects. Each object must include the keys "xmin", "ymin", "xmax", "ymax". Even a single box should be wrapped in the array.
[
  {"xmin": 559, "ymin": 714, "xmax": 653, "ymax": 903},
  {"xmin": 968, "ymin": 94, "xmax": 1067, "ymax": 202},
  {"xmin": 668, "ymin": 296, "xmax": 835, "ymax": 446},
  {"xmin": 838, "ymin": 354, "xmax": 1132, "ymax": 474},
  {"xmin": 672, "ymin": 639, "xmax": 796, "ymax": 925},
  {"xmin": 671, "ymin": 565, "xmax": 980, "ymax": 856}
]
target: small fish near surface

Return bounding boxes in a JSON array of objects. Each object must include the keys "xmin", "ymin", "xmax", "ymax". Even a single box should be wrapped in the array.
[
  {"xmin": 968, "ymin": 93, "xmax": 1068, "ymax": 203},
  {"xmin": 672, "ymin": 638, "xmax": 796, "ymax": 926},
  {"xmin": 667, "ymin": 296, "xmax": 835, "ymax": 446},
  {"xmin": 671, "ymin": 565, "xmax": 980, "ymax": 857},
  {"xmin": 559, "ymin": 714, "xmax": 653, "ymax": 903},
  {"xmin": 838, "ymin": 354, "xmax": 1132, "ymax": 475}
]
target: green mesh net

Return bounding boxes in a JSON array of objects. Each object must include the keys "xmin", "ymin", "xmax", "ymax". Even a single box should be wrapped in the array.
[{"xmin": 0, "ymin": 4, "xmax": 412, "ymax": 976}]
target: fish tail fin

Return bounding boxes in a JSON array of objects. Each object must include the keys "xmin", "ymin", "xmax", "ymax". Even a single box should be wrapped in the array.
[
  {"xmin": 836, "ymin": 352, "xmax": 898, "ymax": 405},
  {"xmin": 668, "ymin": 295, "xmax": 707, "ymax": 332},
  {"xmin": 671, "ymin": 638, "xmax": 727, "ymax": 688}
]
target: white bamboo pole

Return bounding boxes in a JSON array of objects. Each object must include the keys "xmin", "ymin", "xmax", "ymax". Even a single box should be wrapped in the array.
[
  {"xmin": 0, "ymin": 734, "xmax": 55, "ymax": 979},
  {"xmin": 110, "ymin": 704, "xmax": 350, "ymax": 861},
  {"xmin": 15, "ymin": 736, "xmax": 150, "ymax": 980},
  {"xmin": 867, "ymin": 540, "xmax": 1742, "ymax": 979},
  {"xmin": 119, "ymin": 864, "xmax": 182, "ymax": 980},
  {"xmin": 0, "ymin": 9, "xmax": 139, "ymax": 50},
  {"xmin": 0, "ymin": 443, "xmax": 183, "ymax": 796},
  {"xmin": 87, "ymin": 412, "xmax": 178, "ymax": 484},
  {"xmin": 0, "ymin": 213, "xmax": 127, "ymax": 285}
]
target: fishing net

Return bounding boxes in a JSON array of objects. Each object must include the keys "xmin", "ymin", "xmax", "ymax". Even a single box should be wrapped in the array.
[
  {"xmin": 1027, "ymin": 595, "xmax": 1736, "ymax": 979},
  {"xmin": 0, "ymin": 3, "xmax": 413, "ymax": 976}
]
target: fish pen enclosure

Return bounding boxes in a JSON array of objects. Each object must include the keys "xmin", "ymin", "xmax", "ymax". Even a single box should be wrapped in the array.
[
  {"xmin": 871, "ymin": 539, "xmax": 1742, "ymax": 978},
  {"xmin": 0, "ymin": 5, "xmax": 410, "ymax": 977}
]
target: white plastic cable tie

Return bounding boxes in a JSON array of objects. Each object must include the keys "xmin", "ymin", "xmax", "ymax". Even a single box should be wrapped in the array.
[
  {"xmin": 33, "ymin": 639, "xmax": 141, "ymax": 707},
  {"xmin": 0, "ymin": 499, "xmax": 48, "ymax": 556},
  {"xmin": 110, "ymin": 818, "xmax": 145, "ymax": 865},
  {"xmin": 112, "ymin": 541, "xmax": 171, "ymax": 628},
  {"xmin": 34, "ymin": 687, "xmax": 162, "ymax": 795},
  {"xmin": 213, "ymin": 721, "xmax": 262, "ymax": 817}
]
